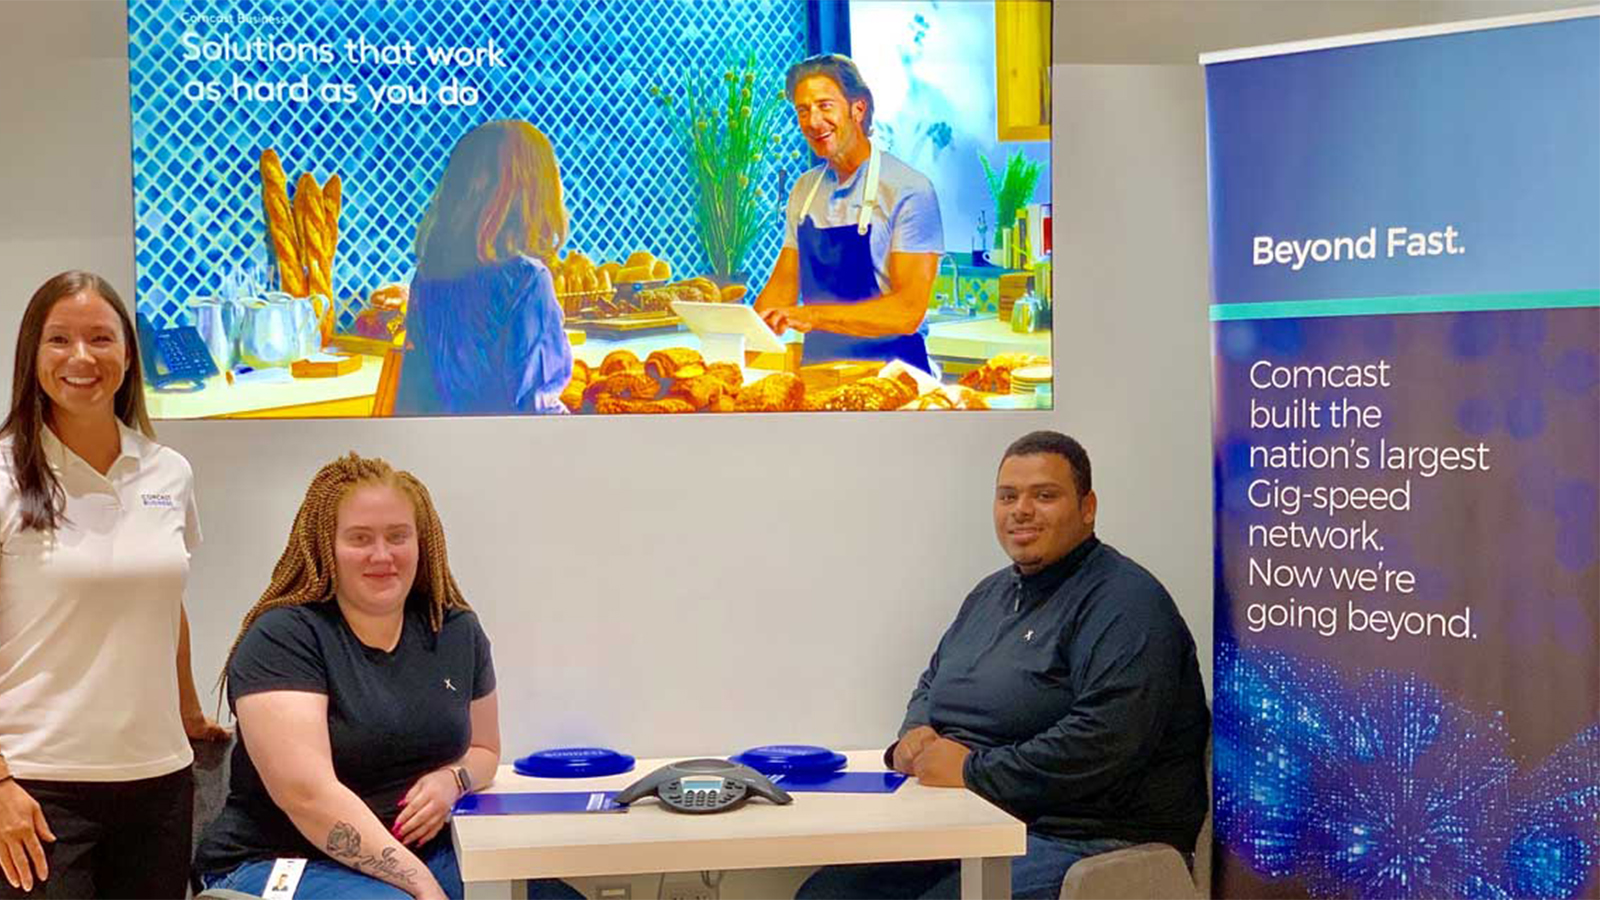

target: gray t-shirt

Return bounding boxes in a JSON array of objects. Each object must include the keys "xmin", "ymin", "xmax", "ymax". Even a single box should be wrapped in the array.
[{"xmin": 784, "ymin": 144, "xmax": 944, "ymax": 295}]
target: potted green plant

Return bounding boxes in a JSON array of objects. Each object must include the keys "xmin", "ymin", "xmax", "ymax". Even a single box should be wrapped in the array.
[
  {"xmin": 980, "ymin": 149, "xmax": 1044, "ymax": 248},
  {"xmin": 652, "ymin": 52, "xmax": 786, "ymax": 284}
]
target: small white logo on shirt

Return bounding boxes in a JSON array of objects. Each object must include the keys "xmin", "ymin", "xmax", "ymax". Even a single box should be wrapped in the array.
[
  {"xmin": 444, "ymin": 678, "xmax": 457, "ymax": 692},
  {"xmin": 141, "ymin": 493, "xmax": 177, "ymax": 509},
  {"xmin": 1023, "ymin": 630, "xmax": 1035, "ymax": 642}
]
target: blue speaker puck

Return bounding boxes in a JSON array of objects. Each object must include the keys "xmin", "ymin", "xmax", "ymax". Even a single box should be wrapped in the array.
[
  {"xmin": 514, "ymin": 747, "xmax": 636, "ymax": 778},
  {"xmin": 730, "ymin": 744, "xmax": 848, "ymax": 776}
]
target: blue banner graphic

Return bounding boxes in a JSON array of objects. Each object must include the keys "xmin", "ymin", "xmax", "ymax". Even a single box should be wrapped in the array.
[{"xmin": 1205, "ymin": 14, "xmax": 1599, "ymax": 899}]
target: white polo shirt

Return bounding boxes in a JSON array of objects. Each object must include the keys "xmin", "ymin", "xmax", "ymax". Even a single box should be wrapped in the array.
[{"xmin": 0, "ymin": 423, "xmax": 200, "ymax": 781}]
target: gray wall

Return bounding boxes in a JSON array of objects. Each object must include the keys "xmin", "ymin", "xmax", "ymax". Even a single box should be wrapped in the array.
[{"xmin": 0, "ymin": 0, "xmax": 1573, "ymax": 763}]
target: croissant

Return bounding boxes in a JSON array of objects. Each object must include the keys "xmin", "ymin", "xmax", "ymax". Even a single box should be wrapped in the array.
[
  {"xmin": 583, "ymin": 372, "xmax": 659, "ymax": 406},
  {"xmin": 599, "ymin": 349, "xmax": 644, "ymax": 377},
  {"xmin": 704, "ymin": 362, "xmax": 744, "ymax": 391},
  {"xmin": 594, "ymin": 396, "xmax": 696, "ymax": 415},
  {"xmin": 667, "ymin": 374, "xmax": 733, "ymax": 411},
  {"xmin": 804, "ymin": 377, "xmax": 915, "ymax": 412},
  {"xmin": 559, "ymin": 364, "xmax": 589, "ymax": 414},
  {"xmin": 645, "ymin": 347, "xmax": 705, "ymax": 381},
  {"xmin": 959, "ymin": 353, "xmax": 1048, "ymax": 393},
  {"xmin": 734, "ymin": 373, "xmax": 805, "ymax": 412}
]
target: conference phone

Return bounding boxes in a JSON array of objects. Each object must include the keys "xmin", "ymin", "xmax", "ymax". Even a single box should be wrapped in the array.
[{"xmin": 613, "ymin": 758, "xmax": 792, "ymax": 814}]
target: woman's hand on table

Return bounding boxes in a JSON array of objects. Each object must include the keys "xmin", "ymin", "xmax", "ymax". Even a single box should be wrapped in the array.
[{"xmin": 393, "ymin": 769, "xmax": 459, "ymax": 847}]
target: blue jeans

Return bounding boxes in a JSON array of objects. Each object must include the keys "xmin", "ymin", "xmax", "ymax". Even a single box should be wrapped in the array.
[
  {"xmin": 200, "ymin": 841, "xmax": 462, "ymax": 899},
  {"xmin": 796, "ymin": 834, "xmax": 1137, "ymax": 900}
]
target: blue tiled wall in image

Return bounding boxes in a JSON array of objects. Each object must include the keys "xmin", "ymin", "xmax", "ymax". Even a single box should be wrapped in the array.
[{"xmin": 129, "ymin": 0, "xmax": 809, "ymax": 328}]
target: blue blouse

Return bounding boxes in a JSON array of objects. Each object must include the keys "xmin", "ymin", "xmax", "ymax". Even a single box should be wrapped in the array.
[{"xmin": 393, "ymin": 256, "xmax": 572, "ymax": 416}]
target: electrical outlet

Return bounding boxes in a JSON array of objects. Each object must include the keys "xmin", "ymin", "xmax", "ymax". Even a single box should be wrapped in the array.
[
  {"xmin": 594, "ymin": 883, "xmax": 632, "ymax": 900},
  {"xmin": 660, "ymin": 876, "xmax": 716, "ymax": 900}
]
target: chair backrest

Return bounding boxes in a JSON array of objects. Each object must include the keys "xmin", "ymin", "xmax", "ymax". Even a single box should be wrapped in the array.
[
  {"xmin": 371, "ymin": 343, "xmax": 407, "ymax": 416},
  {"xmin": 191, "ymin": 735, "xmax": 235, "ymax": 855},
  {"xmin": 1060, "ymin": 843, "xmax": 1201, "ymax": 900},
  {"xmin": 1194, "ymin": 736, "xmax": 1214, "ymax": 897}
]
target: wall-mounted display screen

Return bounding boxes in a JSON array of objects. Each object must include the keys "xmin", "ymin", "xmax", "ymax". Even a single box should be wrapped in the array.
[{"xmin": 128, "ymin": 0, "xmax": 1052, "ymax": 419}]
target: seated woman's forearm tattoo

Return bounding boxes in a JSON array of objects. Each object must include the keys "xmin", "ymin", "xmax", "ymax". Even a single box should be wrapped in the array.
[{"xmin": 325, "ymin": 821, "xmax": 420, "ymax": 890}]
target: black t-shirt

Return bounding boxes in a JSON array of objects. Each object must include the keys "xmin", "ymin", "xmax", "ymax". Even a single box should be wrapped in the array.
[{"xmin": 194, "ymin": 602, "xmax": 495, "ymax": 876}]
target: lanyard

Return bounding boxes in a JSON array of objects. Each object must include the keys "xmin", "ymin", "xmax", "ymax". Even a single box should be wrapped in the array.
[{"xmin": 800, "ymin": 141, "xmax": 881, "ymax": 236}]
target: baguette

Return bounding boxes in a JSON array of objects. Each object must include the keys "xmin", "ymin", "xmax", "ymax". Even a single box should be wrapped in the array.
[
  {"xmin": 260, "ymin": 149, "xmax": 306, "ymax": 296},
  {"xmin": 293, "ymin": 174, "xmax": 333, "ymax": 328}
]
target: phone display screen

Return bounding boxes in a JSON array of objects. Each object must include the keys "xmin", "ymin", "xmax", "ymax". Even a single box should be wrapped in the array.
[{"xmin": 680, "ymin": 777, "xmax": 724, "ymax": 792}]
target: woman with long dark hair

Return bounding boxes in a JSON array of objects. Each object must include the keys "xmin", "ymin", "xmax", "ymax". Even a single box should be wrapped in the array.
[
  {"xmin": 393, "ymin": 120, "xmax": 575, "ymax": 415},
  {"xmin": 0, "ymin": 271, "xmax": 226, "ymax": 899}
]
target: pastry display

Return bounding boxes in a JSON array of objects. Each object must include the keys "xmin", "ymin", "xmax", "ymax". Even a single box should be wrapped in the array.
[
  {"xmin": 959, "ymin": 353, "xmax": 1049, "ymax": 394},
  {"xmin": 734, "ymin": 373, "xmax": 806, "ymax": 412},
  {"xmin": 594, "ymin": 396, "xmax": 696, "ymax": 415},
  {"xmin": 900, "ymin": 386, "xmax": 990, "ymax": 411},
  {"xmin": 558, "ymin": 360, "xmax": 591, "ymax": 413},
  {"xmin": 556, "ymin": 250, "xmax": 745, "ymax": 319},
  {"xmin": 666, "ymin": 373, "xmax": 735, "ymax": 411},
  {"xmin": 351, "ymin": 284, "xmax": 408, "ymax": 342},
  {"xmin": 562, "ymin": 345, "xmax": 1028, "ymax": 415},
  {"xmin": 583, "ymin": 371, "xmax": 659, "ymax": 405},
  {"xmin": 598, "ymin": 349, "xmax": 644, "ymax": 376},
  {"xmin": 644, "ymin": 347, "xmax": 706, "ymax": 381},
  {"xmin": 704, "ymin": 362, "xmax": 744, "ymax": 391},
  {"xmin": 614, "ymin": 250, "xmax": 672, "ymax": 284},
  {"xmin": 803, "ymin": 376, "xmax": 916, "ymax": 412},
  {"xmin": 553, "ymin": 251, "xmax": 615, "ymax": 316}
]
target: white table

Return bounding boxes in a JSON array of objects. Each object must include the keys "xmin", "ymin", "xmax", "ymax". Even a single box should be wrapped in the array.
[{"xmin": 452, "ymin": 750, "xmax": 1026, "ymax": 899}]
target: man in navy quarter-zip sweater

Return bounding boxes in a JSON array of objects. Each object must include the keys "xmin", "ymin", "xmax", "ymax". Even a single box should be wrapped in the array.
[{"xmin": 798, "ymin": 431, "xmax": 1210, "ymax": 900}]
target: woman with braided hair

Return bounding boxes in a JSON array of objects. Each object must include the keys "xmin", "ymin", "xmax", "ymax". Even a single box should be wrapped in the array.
[{"xmin": 193, "ymin": 453, "xmax": 499, "ymax": 900}]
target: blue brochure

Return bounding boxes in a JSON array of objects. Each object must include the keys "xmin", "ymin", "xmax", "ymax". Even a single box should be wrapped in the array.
[
  {"xmin": 453, "ymin": 790, "xmax": 625, "ymax": 816},
  {"xmin": 770, "ymin": 771, "xmax": 907, "ymax": 793}
]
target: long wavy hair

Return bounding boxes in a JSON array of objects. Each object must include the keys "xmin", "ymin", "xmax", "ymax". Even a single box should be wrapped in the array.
[
  {"xmin": 219, "ymin": 453, "xmax": 469, "ymax": 695},
  {"xmin": 414, "ymin": 120, "xmax": 569, "ymax": 279},
  {"xmin": 2, "ymin": 271, "xmax": 154, "ymax": 532}
]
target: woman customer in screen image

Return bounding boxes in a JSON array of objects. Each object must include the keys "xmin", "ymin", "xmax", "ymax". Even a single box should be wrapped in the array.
[
  {"xmin": 0, "ymin": 271, "xmax": 227, "ymax": 900},
  {"xmin": 193, "ymin": 453, "xmax": 501, "ymax": 899},
  {"xmin": 393, "ymin": 120, "xmax": 575, "ymax": 415}
]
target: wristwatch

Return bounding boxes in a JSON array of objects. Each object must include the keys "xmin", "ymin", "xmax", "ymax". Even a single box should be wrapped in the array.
[{"xmin": 449, "ymin": 765, "xmax": 473, "ymax": 797}]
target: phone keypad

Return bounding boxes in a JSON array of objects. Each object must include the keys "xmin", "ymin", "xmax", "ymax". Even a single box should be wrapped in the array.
[{"xmin": 665, "ymin": 781, "xmax": 746, "ymax": 812}]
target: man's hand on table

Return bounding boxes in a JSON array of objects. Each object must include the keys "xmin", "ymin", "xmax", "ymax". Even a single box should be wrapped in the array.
[
  {"xmin": 910, "ymin": 737, "xmax": 970, "ymax": 788},
  {"xmin": 891, "ymin": 726, "xmax": 939, "ymax": 774}
]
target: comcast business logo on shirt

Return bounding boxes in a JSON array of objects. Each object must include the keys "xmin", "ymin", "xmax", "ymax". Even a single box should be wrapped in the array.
[{"xmin": 141, "ymin": 493, "xmax": 177, "ymax": 509}]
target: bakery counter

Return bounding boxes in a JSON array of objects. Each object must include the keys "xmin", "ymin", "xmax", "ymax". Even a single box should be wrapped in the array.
[
  {"xmin": 925, "ymin": 317, "xmax": 1051, "ymax": 362},
  {"xmin": 572, "ymin": 319, "xmax": 1053, "ymax": 380},
  {"xmin": 570, "ymin": 325, "xmax": 802, "ymax": 371},
  {"xmin": 145, "ymin": 354, "xmax": 385, "ymax": 419}
]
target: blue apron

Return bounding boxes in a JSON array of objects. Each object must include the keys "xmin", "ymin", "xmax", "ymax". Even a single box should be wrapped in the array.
[{"xmin": 795, "ymin": 146, "xmax": 931, "ymax": 371}]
